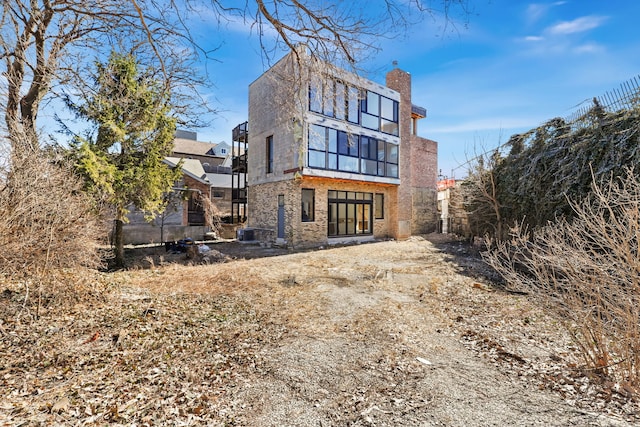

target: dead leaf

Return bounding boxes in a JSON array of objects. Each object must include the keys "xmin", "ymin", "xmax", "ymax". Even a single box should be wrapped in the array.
[
  {"xmin": 83, "ymin": 331, "xmax": 100, "ymax": 344},
  {"xmin": 51, "ymin": 397, "xmax": 70, "ymax": 413}
]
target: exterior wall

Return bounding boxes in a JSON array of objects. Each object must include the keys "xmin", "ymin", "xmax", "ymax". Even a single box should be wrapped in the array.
[
  {"xmin": 248, "ymin": 55, "xmax": 303, "ymax": 187},
  {"xmin": 410, "ymin": 135, "xmax": 438, "ymax": 234},
  {"xmin": 386, "ymin": 69, "xmax": 413, "ymax": 239},
  {"xmin": 211, "ymin": 186, "xmax": 232, "ymax": 216},
  {"xmin": 248, "ymin": 176, "xmax": 396, "ymax": 248},
  {"xmin": 387, "ymin": 69, "xmax": 439, "ymax": 236}
]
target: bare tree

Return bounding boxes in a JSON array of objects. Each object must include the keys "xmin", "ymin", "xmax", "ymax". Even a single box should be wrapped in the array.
[
  {"xmin": 483, "ymin": 168, "xmax": 640, "ymax": 389},
  {"xmin": 1, "ymin": 0, "xmax": 471, "ymax": 153},
  {"xmin": 462, "ymin": 147, "xmax": 505, "ymax": 240}
]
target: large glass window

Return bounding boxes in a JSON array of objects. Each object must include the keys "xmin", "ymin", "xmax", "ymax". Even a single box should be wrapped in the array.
[
  {"xmin": 328, "ymin": 190, "xmax": 373, "ymax": 236},
  {"xmin": 307, "ymin": 124, "xmax": 399, "ymax": 178},
  {"xmin": 301, "ymin": 189, "xmax": 315, "ymax": 222},
  {"xmin": 308, "ymin": 81, "xmax": 398, "ymax": 135}
]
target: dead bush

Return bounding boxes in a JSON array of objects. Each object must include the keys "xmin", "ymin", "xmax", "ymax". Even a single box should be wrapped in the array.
[
  {"xmin": 0, "ymin": 140, "xmax": 107, "ymax": 317},
  {"xmin": 483, "ymin": 168, "xmax": 640, "ymax": 390}
]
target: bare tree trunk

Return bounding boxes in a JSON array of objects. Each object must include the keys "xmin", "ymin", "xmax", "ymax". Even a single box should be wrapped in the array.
[{"xmin": 113, "ymin": 219, "xmax": 125, "ymax": 269}]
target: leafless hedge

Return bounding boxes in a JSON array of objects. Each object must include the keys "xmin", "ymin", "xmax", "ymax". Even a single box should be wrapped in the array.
[
  {"xmin": 0, "ymin": 140, "xmax": 107, "ymax": 316},
  {"xmin": 483, "ymin": 169, "xmax": 640, "ymax": 390}
]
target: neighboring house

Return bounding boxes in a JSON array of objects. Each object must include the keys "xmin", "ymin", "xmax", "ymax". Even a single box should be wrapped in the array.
[
  {"xmin": 437, "ymin": 178, "xmax": 456, "ymax": 234},
  {"xmin": 122, "ymin": 132, "xmax": 239, "ymax": 244},
  {"xmin": 245, "ymin": 51, "xmax": 439, "ymax": 247}
]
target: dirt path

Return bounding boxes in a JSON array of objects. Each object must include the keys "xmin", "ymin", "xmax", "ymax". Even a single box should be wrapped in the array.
[{"xmin": 212, "ymin": 237, "xmax": 630, "ymax": 426}]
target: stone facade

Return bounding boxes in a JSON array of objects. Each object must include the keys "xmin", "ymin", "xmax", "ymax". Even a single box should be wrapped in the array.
[{"xmin": 249, "ymin": 176, "xmax": 397, "ymax": 248}]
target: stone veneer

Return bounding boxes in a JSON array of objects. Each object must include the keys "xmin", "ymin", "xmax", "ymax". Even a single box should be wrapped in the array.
[{"xmin": 248, "ymin": 176, "xmax": 397, "ymax": 248}]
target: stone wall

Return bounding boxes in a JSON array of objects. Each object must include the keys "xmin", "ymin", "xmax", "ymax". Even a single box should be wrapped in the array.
[{"xmin": 249, "ymin": 176, "xmax": 397, "ymax": 248}]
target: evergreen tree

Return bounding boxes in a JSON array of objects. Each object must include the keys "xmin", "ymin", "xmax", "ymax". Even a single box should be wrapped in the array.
[{"xmin": 70, "ymin": 52, "xmax": 180, "ymax": 268}]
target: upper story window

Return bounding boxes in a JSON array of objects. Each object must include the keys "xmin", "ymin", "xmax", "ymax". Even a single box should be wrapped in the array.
[
  {"xmin": 309, "ymin": 79, "xmax": 398, "ymax": 134},
  {"xmin": 266, "ymin": 135, "xmax": 273, "ymax": 173},
  {"xmin": 308, "ymin": 124, "xmax": 398, "ymax": 178}
]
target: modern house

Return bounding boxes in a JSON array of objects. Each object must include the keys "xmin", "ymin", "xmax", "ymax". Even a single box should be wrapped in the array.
[{"xmin": 245, "ymin": 51, "xmax": 439, "ymax": 247}]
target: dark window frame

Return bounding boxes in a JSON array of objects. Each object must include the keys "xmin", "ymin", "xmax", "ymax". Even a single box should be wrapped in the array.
[
  {"xmin": 301, "ymin": 188, "xmax": 315, "ymax": 222},
  {"xmin": 266, "ymin": 135, "xmax": 274, "ymax": 173},
  {"xmin": 328, "ymin": 190, "xmax": 373, "ymax": 237},
  {"xmin": 375, "ymin": 193, "xmax": 384, "ymax": 219},
  {"xmin": 307, "ymin": 124, "xmax": 399, "ymax": 178}
]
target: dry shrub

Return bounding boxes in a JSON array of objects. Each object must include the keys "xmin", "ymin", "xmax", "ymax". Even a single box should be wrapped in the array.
[
  {"xmin": 483, "ymin": 168, "xmax": 640, "ymax": 389},
  {"xmin": 0, "ymin": 140, "xmax": 107, "ymax": 316}
]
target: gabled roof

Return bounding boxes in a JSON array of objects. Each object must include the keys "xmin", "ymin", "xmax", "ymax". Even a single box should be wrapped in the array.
[
  {"xmin": 164, "ymin": 157, "xmax": 209, "ymax": 184},
  {"xmin": 173, "ymin": 138, "xmax": 221, "ymax": 157},
  {"xmin": 205, "ymin": 173, "xmax": 233, "ymax": 188}
]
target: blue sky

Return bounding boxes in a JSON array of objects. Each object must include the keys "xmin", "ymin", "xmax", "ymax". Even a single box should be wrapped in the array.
[{"xmin": 188, "ymin": 1, "xmax": 640, "ymax": 178}]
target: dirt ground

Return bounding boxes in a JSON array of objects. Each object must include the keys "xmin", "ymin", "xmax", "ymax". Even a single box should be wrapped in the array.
[{"xmin": 1, "ymin": 234, "xmax": 639, "ymax": 425}]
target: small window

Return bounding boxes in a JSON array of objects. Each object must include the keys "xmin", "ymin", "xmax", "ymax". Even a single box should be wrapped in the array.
[
  {"xmin": 212, "ymin": 190, "xmax": 224, "ymax": 198},
  {"xmin": 219, "ymin": 148, "xmax": 227, "ymax": 154},
  {"xmin": 375, "ymin": 193, "xmax": 384, "ymax": 219},
  {"xmin": 266, "ymin": 135, "xmax": 273, "ymax": 173},
  {"xmin": 301, "ymin": 188, "xmax": 315, "ymax": 222}
]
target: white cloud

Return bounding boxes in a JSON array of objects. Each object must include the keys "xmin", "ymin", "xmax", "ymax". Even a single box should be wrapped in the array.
[
  {"xmin": 573, "ymin": 43, "xmax": 604, "ymax": 54},
  {"xmin": 524, "ymin": 35, "xmax": 544, "ymax": 42},
  {"xmin": 525, "ymin": 2, "xmax": 566, "ymax": 24},
  {"xmin": 547, "ymin": 15, "xmax": 608, "ymax": 35}
]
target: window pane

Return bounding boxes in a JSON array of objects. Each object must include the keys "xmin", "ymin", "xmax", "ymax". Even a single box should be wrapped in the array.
[
  {"xmin": 309, "ymin": 124, "xmax": 326, "ymax": 150},
  {"xmin": 377, "ymin": 162, "xmax": 385, "ymax": 176},
  {"xmin": 347, "ymin": 204, "xmax": 356, "ymax": 234},
  {"xmin": 302, "ymin": 188, "xmax": 315, "ymax": 222},
  {"xmin": 361, "ymin": 113, "xmax": 378, "ymax": 130},
  {"xmin": 387, "ymin": 164, "xmax": 398, "ymax": 178},
  {"xmin": 338, "ymin": 156, "xmax": 358, "ymax": 172},
  {"xmin": 366, "ymin": 91, "xmax": 379, "ymax": 115},
  {"xmin": 347, "ymin": 86, "xmax": 359, "ymax": 123},
  {"xmin": 375, "ymin": 193, "xmax": 384, "ymax": 219},
  {"xmin": 266, "ymin": 135, "xmax": 273, "ymax": 173},
  {"xmin": 380, "ymin": 97, "xmax": 395, "ymax": 120},
  {"xmin": 356, "ymin": 204, "xmax": 370, "ymax": 234},
  {"xmin": 386, "ymin": 143, "xmax": 398, "ymax": 164},
  {"xmin": 348, "ymin": 134, "xmax": 359, "ymax": 156},
  {"xmin": 360, "ymin": 137, "xmax": 370, "ymax": 160},
  {"xmin": 328, "ymin": 129, "xmax": 337, "ymax": 153},
  {"xmin": 377, "ymin": 142, "xmax": 385, "ymax": 161},
  {"xmin": 381, "ymin": 119, "xmax": 399, "ymax": 136},
  {"xmin": 323, "ymin": 81, "xmax": 334, "ymax": 117},
  {"xmin": 361, "ymin": 159, "xmax": 377, "ymax": 175},
  {"xmin": 335, "ymin": 82, "xmax": 345, "ymax": 120},
  {"xmin": 308, "ymin": 150, "xmax": 326, "ymax": 168},
  {"xmin": 328, "ymin": 190, "xmax": 337, "ymax": 199},
  {"xmin": 338, "ymin": 131, "xmax": 349, "ymax": 155},
  {"xmin": 328, "ymin": 153, "xmax": 338, "ymax": 169},
  {"xmin": 338, "ymin": 203, "xmax": 347, "ymax": 234},
  {"xmin": 328, "ymin": 203, "xmax": 337, "ymax": 235},
  {"xmin": 309, "ymin": 79, "xmax": 322, "ymax": 113}
]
